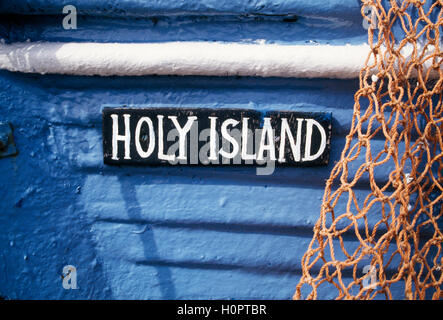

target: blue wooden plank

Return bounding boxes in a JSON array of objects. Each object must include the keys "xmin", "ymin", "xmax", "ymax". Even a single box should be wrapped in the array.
[
  {"xmin": 0, "ymin": 0, "xmax": 361, "ymax": 18},
  {"xmin": 2, "ymin": 15, "xmax": 367, "ymax": 45}
]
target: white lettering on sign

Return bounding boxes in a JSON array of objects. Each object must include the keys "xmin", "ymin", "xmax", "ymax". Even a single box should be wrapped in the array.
[
  {"xmin": 108, "ymin": 113, "xmax": 329, "ymax": 164},
  {"xmin": 219, "ymin": 119, "xmax": 240, "ymax": 159},
  {"xmin": 135, "ymin": 117, "xmax": 155, "ymax": 158},
  {"xmin": 169, "ymin": 116, "xmax": 197, "ymax": 160},
  {"xmin": 241, "ymin": 118, "xmax": 256, "ymax": 161},
  {"xmin": 111, "ymin": 114, "xmax": 131, "ymax": 160},
  {"xmin": 279, "ymin": 118, "xmax": 303, "ymax": 163},
  {"xmin": 302, "ymin": 118, "xmax": 327, "ymax": 162}
]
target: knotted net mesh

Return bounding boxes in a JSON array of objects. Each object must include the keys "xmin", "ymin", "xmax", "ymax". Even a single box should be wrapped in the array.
[{"xmin": 294, "ymin": 0, "xmax": 442, "ymax": 300}]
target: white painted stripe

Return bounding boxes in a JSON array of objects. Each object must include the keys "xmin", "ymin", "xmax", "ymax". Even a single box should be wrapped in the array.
[{"xmin": 0, "ymin": 42, "xmax": 439, "ymax": 78}]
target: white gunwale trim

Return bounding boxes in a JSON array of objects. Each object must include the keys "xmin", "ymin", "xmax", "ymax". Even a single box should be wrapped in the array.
[{"xmin": 0, "ymin": 41, "xmax": 439, "ymax": 78}]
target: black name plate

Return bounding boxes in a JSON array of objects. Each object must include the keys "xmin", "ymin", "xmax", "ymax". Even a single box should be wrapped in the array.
[{"xmin": 102, "ymin": 108, "xmax": 331, "ymax": 166}]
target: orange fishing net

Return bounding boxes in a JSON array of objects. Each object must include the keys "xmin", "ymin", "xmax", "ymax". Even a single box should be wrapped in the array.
[{"xmin": 294, "ymin": 0, "xmax": 442, "ymax": 300}]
